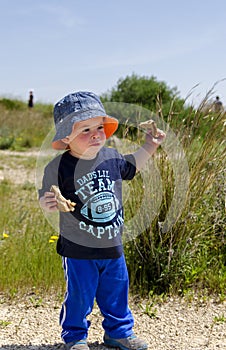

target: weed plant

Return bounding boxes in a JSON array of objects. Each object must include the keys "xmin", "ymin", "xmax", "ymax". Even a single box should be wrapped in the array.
[{"xmin": 123, "ymin": 97, "xmax": 226, "ymax": 297}]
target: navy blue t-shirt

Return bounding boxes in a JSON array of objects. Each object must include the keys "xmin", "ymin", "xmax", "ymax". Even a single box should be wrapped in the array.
[{"xmin": 39, "ymin": 147, "xmax": 136, "ymax": 259}]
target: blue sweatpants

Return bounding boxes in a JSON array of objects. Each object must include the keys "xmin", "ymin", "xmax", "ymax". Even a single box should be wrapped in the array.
[{"xmin": 60, "ymin": 255, "xmax": 134, "ymax": 344}]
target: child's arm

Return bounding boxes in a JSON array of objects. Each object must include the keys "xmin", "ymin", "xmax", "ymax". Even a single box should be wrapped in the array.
[
  {"xmin": 133, "ymin": 128, "xmax": 166, "ymax": 172},
  {"xmin": 39, "ymin": 191, "xmax": 58, "ymax": 212}
]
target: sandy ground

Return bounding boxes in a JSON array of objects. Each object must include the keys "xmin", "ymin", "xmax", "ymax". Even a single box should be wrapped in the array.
[
  {"xmin": 0, "ymin": 295, "xmax": 226, "ymax": 350},
  {"xmin": 0, "ymin": 150, "xmax": 39, "ymax": 185}
]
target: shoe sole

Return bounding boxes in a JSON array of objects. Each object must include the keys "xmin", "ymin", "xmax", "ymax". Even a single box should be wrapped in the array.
[{"xmin": 104, "ymin": 339, "xmax": 147, "ymax": 350}]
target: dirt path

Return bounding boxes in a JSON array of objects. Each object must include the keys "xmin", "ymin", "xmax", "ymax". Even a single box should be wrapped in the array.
[
  {"xmin": 0, "ymin": 149, "xmax": 39, "ymax": 185},
  {"xmin": 0, "ymin": 296, "xmax": 226, "ymax": 350},
  {"xmin": 0, "ymin": 150, "xmax": 40, "ymax": 157}
]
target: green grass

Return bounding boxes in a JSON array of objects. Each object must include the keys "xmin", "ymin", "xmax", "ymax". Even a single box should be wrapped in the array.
[
  {"xmin": 0, "ymin": 180, "xmax": 65, "ymax": 297},
  {"xmin": 0, "ymin": 99, "xmax": 53, "ymax": 150}
]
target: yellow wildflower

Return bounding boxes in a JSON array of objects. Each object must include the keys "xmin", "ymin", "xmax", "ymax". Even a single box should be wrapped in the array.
[{"xmin": 50, "ymin": 235, "xmax": 58, "ymax": 240}]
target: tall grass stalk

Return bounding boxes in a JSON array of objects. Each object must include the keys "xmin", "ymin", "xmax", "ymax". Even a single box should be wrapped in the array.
[{"xmin": 124, "ymin": 98, "xmax": 225, "ymax": 296}]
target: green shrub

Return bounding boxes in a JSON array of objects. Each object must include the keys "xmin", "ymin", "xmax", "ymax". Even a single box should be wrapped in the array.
[{"xmin": 0, "ymin": 98, "xmax": 25, "ymax": 110}]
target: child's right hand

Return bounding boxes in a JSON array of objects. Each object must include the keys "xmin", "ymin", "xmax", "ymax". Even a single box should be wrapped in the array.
[{"xmin": 39, "ymin": 192, "xmax": 58, "ymax": 212}]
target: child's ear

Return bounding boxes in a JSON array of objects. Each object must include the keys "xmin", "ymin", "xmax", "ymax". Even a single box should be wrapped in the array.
[{"xmin": 61, "ymin": 136, "xmax": 70, "ymax": 145}]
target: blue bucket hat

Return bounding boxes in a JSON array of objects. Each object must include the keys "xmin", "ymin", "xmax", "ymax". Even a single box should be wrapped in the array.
[{"xmin": 52, "ymin": 91, "xmax": 118, "ymax": 150}]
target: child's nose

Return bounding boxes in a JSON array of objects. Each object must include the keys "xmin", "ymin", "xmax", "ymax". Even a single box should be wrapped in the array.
[{"xmin": 91, "ymin": 128, "xmax": 101, "ymax": 139}]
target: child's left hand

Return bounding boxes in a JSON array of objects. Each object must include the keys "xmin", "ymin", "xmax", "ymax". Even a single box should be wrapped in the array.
[
  {"xmin": 145, "ymin": 128, "xmax": 166, "ymax": 147},
  {"xmin": 139, "ymin": 119, "xmax": 166, "ymax": 147},
  {"xmin": 132, "ymin": 121, "xmax": 166, "ymax": 171}
]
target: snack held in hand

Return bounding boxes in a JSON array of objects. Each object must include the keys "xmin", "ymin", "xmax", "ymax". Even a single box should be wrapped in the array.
[
  {"xmin": 139, "ymin": 119, "xmax": 158, "ymax": 137},
  {"xmin": 50, "ymin": 185, "xmax": 76, "ymax": 212}
]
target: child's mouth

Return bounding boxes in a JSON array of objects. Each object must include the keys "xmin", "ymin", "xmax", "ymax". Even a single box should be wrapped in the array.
[{"xmin": 90, "ymin": 142, "xmax": 101, "ymax": 146}]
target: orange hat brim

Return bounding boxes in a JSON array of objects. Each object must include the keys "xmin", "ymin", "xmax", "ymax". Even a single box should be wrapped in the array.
[{"xmin": 103, "ymin": 116, "xmax": 119, "ymax": 139}]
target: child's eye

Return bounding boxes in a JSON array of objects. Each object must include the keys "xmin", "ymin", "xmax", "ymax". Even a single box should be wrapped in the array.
[
  {"xmin": 81, "ymin": 125, "xmax": 104, "ymax": 133},
  {"xmin": 82, "ymin": 128, "xmax": 90, "ymax": 133}
]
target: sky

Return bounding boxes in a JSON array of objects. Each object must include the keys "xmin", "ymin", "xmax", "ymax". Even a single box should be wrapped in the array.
[{"xmin": 1, "ymin": 0, "xmax": 226, "ymax": 107}]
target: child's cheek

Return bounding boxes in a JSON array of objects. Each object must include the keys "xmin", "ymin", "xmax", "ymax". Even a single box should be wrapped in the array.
[{"xmin": 77, "ymin": 134, "xmax": 89, "ymax": 142}]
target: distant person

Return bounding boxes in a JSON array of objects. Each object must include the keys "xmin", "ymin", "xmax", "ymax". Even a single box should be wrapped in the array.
[
  {"xmin": 213, "ymin": 96, "xmax": 223, "ymax": 113},
  {"xmin": 28, "ymin": 90, "xmax": 34, "ymax": 108}
]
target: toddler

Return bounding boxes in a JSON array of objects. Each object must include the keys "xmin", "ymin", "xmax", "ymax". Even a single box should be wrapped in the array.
[{"xmin": 39, "ymin": 91, "xmax": 165, "ymax": 350}]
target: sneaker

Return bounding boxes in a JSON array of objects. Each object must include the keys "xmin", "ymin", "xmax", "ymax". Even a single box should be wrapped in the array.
[
  {"xmin": 65, "ymin": 340, "xmax": 89, "ymax": 350},
  {"xmin": 104, "ymin": 333, "xmax": 148, "ymax": 350}
]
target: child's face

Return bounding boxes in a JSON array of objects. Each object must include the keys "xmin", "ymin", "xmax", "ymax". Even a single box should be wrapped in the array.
[{"xmin": 63, "ymin": 117, "xmax": 106, "ymax": 159}]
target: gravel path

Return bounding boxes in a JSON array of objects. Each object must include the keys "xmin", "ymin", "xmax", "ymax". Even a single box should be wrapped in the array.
[
  {"xmin": 0, "ymin": 296, "xmax": 225, "ymax": 350},
  {"xmin": 0, "ymin": 150, "xmax": 39, "ymax": 185}
]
